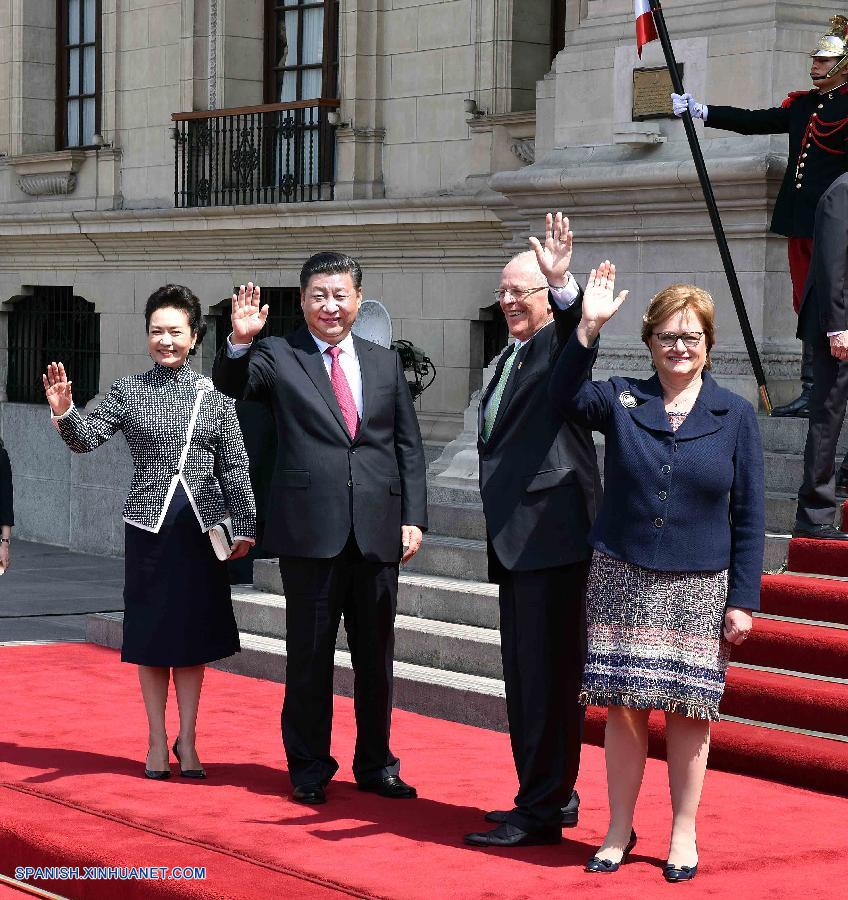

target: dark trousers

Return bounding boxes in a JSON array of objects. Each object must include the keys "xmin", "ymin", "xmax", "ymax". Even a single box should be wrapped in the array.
[
  {"xmin": 278, "ymin": 533, "xmax": 401, "ymax": 787},
  {"xmin": 498, "ymin": 561, "xmax": 588, "ymax": 832},
  {"xmin": 796, "ymin": 332, "xmax": 848, "ymax": 527}
]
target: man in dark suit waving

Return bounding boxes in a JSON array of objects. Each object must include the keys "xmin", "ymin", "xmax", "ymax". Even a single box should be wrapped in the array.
[
  {"xmin": 794, "ymin": 173, "xmax": 848, "ymax": 541},
  {"xmin": 213, "ymin": 253, "xmax": 428, "ymax": 804},
  {"xmin": 465, "ymin": 213, "xmax": 601, "ymax": 848}
]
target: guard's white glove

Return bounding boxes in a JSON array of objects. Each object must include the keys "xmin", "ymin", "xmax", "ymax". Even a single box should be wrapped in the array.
[{"xmin": 671, "ymin": 93, "xmax": 708, "ymax": 120}]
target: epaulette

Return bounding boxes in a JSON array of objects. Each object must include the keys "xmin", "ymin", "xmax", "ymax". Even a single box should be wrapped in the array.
[{"xmin": 781, "ymin": 90, "xmax": 812, "ymax": 108}]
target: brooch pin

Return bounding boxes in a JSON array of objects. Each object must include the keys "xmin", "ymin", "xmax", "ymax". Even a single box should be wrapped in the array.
[
  {"xmin": 619, "ymin": 390, "xmax": 637, "ymax": 408},
  {"xmin": 196, "ymin": 377, "xmax": 215, "ymax": 392}
]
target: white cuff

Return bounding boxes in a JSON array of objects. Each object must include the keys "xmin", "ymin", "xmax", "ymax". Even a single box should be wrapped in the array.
[
  {"xmin": 50, "ymin": 403, "xmax": 76, "ymax": 423},
  {"xmin": 226, "ymin": 333, "xmax": 252, "ymax": 358},
  {"xmin": 548, "ymin": 273, "xmax": 580, "ymax": 309},
  {"xmin": 827, "ymin": 330, "xmax": 848, "ymax": 337}
]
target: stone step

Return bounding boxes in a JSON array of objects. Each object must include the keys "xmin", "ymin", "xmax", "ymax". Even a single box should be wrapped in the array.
[
  {"xmin": 426, "ymin": 502, "xmax": 486, "ymax": 541},
  {"xmin": 404, "ymin": 533, "xmax": 489, "ymax": 582},
  {"xmin": 757, "ymin": 415, "xmax": 848, "ymax": 455},
  {"xmin": 254, "ymin": 559, "xmax": 499, "ymax": 629},
  {"xmin": 766, "ymin": 493, "xmax": 797, "ymax": 534},
  {"xmin": 86, "ymin": 611, "xmax": 509, "ymax": 732},
  {"xmin": 764, "ymin": 534, "xmax": 790, "ymax": 572},
  {"xmin": 230, "ymin": 588, "xmax": 503, "ymax": 680}
]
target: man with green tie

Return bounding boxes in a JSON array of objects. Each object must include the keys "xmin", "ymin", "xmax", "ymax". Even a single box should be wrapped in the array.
[{"xmin": 464, "ymin": 213, "xmax": 602, "ymax": 849}]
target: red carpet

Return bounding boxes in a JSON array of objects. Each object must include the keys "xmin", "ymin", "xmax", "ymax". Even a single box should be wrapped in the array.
[
  {"xmin": 2, "ymin": 644, "xmax": 847, "ymax": 900},
  {"xmin": 760, "ymin": 572, "xmax": 848, "ymax": 624},
  {"xmin": 786, "ymin": 538, "xmax": 848, "ymax": 578}
]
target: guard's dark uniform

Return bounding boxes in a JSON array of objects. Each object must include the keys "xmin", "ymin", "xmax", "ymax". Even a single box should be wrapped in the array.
[
  {"xmin": 707, "ymin": 85, "xmax": 848, "ymax": 415},
  {"xmin": 708, "ymin": 85, "xmax": 848, "ymax": 240}
]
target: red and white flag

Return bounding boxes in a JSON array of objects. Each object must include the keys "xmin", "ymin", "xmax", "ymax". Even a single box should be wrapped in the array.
[{"xmin": 635, "ymin": 0, "xmax": 658, "ymax": 58}]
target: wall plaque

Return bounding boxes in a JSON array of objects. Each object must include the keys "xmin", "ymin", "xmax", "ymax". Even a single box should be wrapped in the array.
[{"xmin": 632, "ymin": 64, "xmax": 684, "ymax": 121}]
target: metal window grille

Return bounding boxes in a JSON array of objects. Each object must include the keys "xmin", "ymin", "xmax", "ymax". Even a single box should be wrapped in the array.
[
  {"xmin": 7, "ymin": 287, "xmax": 100, "ymax": 405},
  {"xmin": 213, "ymin": 287, "xmax": 303, "ymax": 351}
]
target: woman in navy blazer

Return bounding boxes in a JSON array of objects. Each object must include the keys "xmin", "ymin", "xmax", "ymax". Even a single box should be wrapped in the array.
[{"xmin": 549, "ymin": 263, "xmax": 764, "ymax": 882}]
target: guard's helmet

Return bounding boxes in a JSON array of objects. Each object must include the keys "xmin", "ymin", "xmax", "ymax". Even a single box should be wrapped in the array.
[{"xmin": 811, "ymin": 15, "xmax": 848, "ymax": 58}]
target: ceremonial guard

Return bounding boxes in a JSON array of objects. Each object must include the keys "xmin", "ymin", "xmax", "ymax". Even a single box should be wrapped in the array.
[{"xmin": 673, "ymin": 14, "xmax": 848, "ymax": 426}]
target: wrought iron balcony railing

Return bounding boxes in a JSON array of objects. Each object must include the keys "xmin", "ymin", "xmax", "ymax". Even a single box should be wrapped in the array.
[{"xmin": 171, "ymin": 99, "xmax": 340, "ymax": 208}]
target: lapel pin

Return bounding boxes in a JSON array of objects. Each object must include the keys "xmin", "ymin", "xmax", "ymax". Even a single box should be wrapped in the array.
[{"xmin": 619, "ymin": 390, "xmax": 637, "ymax": 408}]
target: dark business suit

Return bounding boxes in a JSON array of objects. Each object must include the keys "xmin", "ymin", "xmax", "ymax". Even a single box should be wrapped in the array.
[
  {"xmin": 478, "ymin": 296, "xmax": 601, "ymax": 832},
  {"xmin": 0, "ymin": 439, "xmax": 13, "ymax": 528},
  {"xmin": 213, "ymin": 325, "xmax": 428, "ymax": 786},
  {"xmin": 796, "ymin": 174, "xmax": 848, "ymax": 528}
]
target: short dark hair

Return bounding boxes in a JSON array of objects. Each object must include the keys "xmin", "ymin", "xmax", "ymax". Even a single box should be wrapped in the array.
[
  {"xmin": 144, "ymin": 284, "xmax": 207, "ymax": 354},
  {"xmin": 300, "ymin": 252, "xmax": 362, "ymax": 291}
]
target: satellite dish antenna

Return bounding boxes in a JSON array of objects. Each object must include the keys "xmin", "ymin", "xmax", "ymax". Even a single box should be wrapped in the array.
[{"xmin": 352, "ymin": 299, "xmax": 393, "ymax": 348}]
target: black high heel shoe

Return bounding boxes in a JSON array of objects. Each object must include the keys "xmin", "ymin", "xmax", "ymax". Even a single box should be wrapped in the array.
[
  {"xmin": 172, "ymin": 739, "xmax": 207, "ymax": 779},
  {"xmin": 144, "ymin": 748, "xmax": 171, "ymax": 780},
  {"xmin": 663, "ymin": 861, "xmax": 698, "ymax": 882},
  {"xmin": 585, "ymin": 830, "xmax": 637, "ymax": 873}
]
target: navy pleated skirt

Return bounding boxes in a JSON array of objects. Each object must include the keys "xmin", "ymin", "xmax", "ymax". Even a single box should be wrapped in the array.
[{"xmin": 122, "ymin": 483, "xmax": 240, "ymax": 667}]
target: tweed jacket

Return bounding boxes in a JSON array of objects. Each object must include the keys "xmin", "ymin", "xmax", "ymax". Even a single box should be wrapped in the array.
[
  {"xmin": 54, "ymin": 362, "xmax": 256, "ymax": 539},
  {"xmin": 708, "ymin": 85, "xmax": 848, "ymax": 238},
  {"xmin": 549, "ymin": 334, "xmax": 765, "ymax": 610}
]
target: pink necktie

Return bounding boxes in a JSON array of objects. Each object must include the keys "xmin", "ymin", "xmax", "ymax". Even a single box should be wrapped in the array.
[{"xmin": 326, "ymin": 346, "xmax": 360, "ymax": 438}]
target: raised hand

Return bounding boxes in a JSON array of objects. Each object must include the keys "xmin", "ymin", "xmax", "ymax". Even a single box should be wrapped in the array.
[
  {"xmin": 42, "ymin": 362, "xmax": 74, "ymax": 417},
  {"xmin": 231, "ymin": 282, "xmax": 269, "ymax": 345},
  {"xmin": 529, "ymin": 212, "xmax": 573, "ymax": 286},
  {"xmin": 576, "ymin": 261, "xmax": 629, "ymax": 347}
]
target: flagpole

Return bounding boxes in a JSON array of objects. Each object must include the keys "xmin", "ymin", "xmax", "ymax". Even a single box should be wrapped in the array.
[{"xmin": 646, "ymin": 0, "xmax": 773, "ymax": 413}]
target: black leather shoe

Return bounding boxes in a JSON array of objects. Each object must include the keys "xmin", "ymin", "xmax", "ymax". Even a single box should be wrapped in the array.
[
  {"xmin": 791, "ymin": 523, "xmax": 848, "ymax": 541},
  {"xmin": 585, "ymin": 830, "xmax": 637, "ymax": 873},
  {"xmin": 485, "ymin": 790, "xmax": 579, "ymax": 827},
  {"xmin": 292, "ymin": 783, "xmax": 326, "ymax": 805},
  {"xmin": 464, "ymin": 822, "xmax": 561, "ymax": 847},
  {"xmin": 357, "ymin": 775, "xmax": 417, "ymax": 799},
  {"xmin": 663, "ymin": 862, "xmax": 698, "ymax": 883},
  {"xmin": 144, "ymin": 767, "xmax": 171, "ymax": 780},
  {"xmin": 173, "ymin": 739, "xmax": 207, "ymax": 779},
  {"xmin": 771, "ymin": 387, "xmax": 812, "ymax": 418}
]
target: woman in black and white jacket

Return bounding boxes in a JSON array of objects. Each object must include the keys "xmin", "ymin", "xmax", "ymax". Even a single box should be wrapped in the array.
[{"xmin": 44, "ymin": 285, "xmax": 256, "ymax": 780}]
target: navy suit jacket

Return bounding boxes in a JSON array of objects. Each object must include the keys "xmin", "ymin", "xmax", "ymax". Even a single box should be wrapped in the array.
[{"xmin": 549, "ymin": 334, "xmax": 765, "ymax": 610}]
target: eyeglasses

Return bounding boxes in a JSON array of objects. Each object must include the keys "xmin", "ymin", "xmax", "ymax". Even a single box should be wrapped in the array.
[
  {"xmin": 493, "ymin": 285, "xmax": 548, "ymax": 302},
  {"xmin": 653, "ymin": 331, "xmax": 704, "ymax": 348}
]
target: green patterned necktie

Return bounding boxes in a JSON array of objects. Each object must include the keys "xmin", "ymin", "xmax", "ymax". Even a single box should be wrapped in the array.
[{"xmin": 483, "ymin": 345, "xmax": 518, "ymax": 440}]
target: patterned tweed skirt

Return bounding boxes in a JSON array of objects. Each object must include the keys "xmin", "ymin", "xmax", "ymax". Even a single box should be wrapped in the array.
[{"xmin": 580, "ymin": 551, "xmax": 731, "ymax": 721}]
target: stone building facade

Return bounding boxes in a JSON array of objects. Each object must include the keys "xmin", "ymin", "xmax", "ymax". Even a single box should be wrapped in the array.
[{"xmin": 0, "ymin": 0, "xmax": 829, "ymax": 553}]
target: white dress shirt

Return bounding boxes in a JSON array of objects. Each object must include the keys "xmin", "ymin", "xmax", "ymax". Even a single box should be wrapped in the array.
[
  {"xmin": 227, "ymin": 330, "xmax": 364, "ymax": 417},
  {"xmin": 482, "ymin": 275, "xmax": 581, "ymax": 421}
]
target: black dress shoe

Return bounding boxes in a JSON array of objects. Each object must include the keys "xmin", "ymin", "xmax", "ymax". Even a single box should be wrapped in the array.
[
  {"xmin": 465, "ymin": 822, "xmax": 561, "ymax": 847},
  {"xmin": 144, "ymin": 767, "xmax": 171, "ymax": 780},
  {"xmin": 485, "ymin": 790, "xmax": 579, "ymax": 827},
  {"xmin": 585, "ymin": 830, "xmax": 637, "ymax": 873},
  {"xmin": 791, "ymin": 523, "xmax": 848, "ymax": 541},
  {"xmin": 172, "ymin": 740, "xmax": 207, "ymax": 779},
  {"xmin": 771, "ymin": 387, "xmax": 812, "ymax": 418},
  {"xmin": 357, "ymin": 774, "xmax": 417, "ymax": 799},
  {"xmin": 663, "ymin": 862, "xmax": 698, "ymax": 882},
  {"xmin": 292, "ymin": 783, "xmax": 326, "ymax": 805}
]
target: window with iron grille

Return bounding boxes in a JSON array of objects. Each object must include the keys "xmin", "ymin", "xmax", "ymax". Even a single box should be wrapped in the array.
[
  {"xmin": 264, "ymin": 0, "xmax": 339, "ymax": 187},
  {"xmin": 213, "ymin": 287, "xmax": 304, "ymax": 351},
  {"xmin": 57, "ymin": 0, "xmax": 101, "ymax": 149},
  {"xmin": 6, "ymin": 287, "xmax": 100, "ymax": 406}
]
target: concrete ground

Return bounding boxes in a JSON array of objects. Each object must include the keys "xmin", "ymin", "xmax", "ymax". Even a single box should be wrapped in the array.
[{"xmin": 0, "ymin": 541, "xmax": 123, "ymax": 644}]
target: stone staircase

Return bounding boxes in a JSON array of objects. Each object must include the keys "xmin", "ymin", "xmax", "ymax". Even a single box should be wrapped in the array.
[{"xmin": 86, "ymin": 414, "xmax": 848, "ymax": 791}]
